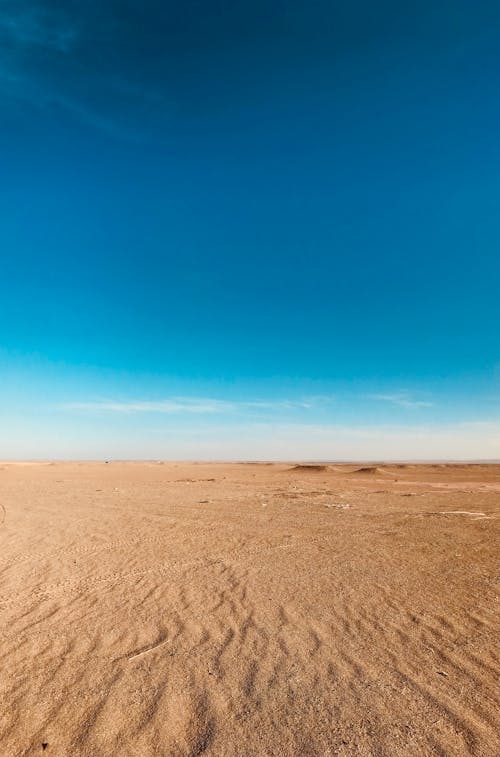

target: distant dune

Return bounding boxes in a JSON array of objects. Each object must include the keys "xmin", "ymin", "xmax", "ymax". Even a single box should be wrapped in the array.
[
  {"xmin": 289, "ymin": 463, "xmax": 329, "ymax": 472},
  {"xmin": 0, "ymin": 462, "xmax": 498, "ymax": 755}
]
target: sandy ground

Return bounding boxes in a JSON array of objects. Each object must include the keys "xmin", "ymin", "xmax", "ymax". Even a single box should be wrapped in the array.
[{"xmin": 0, "ymin": 462, "xmax": 498, "ymax": 757}]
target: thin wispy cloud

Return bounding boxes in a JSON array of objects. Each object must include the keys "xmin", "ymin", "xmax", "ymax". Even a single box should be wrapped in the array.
[
  {"xmin": 63, "ymin": 396, "xmax": 327, "ymax": 415},
  {"xmin": 62, "ymin": 393, "xmax": 439, "ymax": 415},
  {"xmin": 65, "ymin": 398, "xmax": 234, "ymax": 414},
  {"xmin": 2, "ymin": 0, "xmax": 465, "ymax": 143},
  {"xmin": 240, "ymin": 397, "xmax": 331, "ymax": 410},
  {"xmin": 369, "ymin": 392, "xmax": 433, "ymax": 409},
  {"xmin": 0, "ymin": 5, "xmax": 78, "ymax": 52}
]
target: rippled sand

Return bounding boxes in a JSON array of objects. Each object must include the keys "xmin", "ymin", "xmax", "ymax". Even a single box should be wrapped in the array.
[{"xmin": 0, "ymin": 461, "xmax": 498, "ymax": 756}]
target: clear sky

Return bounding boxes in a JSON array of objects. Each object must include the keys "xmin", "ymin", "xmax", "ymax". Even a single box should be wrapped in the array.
[{"xmin": 0, "ymin": 1, "xmax": 499, "ymax": 460}]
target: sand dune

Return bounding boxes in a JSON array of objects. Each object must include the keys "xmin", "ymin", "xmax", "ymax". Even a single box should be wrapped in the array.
[
  {"xmin": 0, "ymin": 462, "xmax": 498, "ymax": 756},
  {"xmin": 289, "ymin": 464, "xmax": 329, "ymax": 472}
]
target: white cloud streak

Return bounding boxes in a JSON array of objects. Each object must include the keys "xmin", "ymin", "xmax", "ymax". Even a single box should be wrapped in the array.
[
  {"xmin": 64, "ymin": 392, "xmax": 435, "ymax": 415},
  {"xmin": 61, "ymin": 391, "xmax": 434, "ymax": 414},
  {"xmin": 63, "ymin": 396, "xmax": 322, "ymax": 415},
  {"xmin": 65, "ymin": 398, "xmax": 234, "ymax": 414},
  {"xmin": 368, "ymin": 392, "xmax": 434, "ymax": 408}
]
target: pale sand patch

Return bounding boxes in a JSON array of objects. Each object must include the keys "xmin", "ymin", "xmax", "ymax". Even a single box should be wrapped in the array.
[{"xmin": 430, "ymin": 511, "xmax": 490, "ymax": 520}]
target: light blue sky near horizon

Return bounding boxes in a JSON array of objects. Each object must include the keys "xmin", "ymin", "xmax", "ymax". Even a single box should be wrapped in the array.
[{"xmin": 0, "ymin": 1, "xmax": 499, "ymax": 459}]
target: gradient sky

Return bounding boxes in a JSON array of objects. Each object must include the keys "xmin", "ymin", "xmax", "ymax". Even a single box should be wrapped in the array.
[{"xmin": 1, "ymin": 1, "xmax": 499, "ymax": 459}]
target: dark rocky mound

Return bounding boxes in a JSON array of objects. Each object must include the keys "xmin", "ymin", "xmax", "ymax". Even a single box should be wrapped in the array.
[{"xmin": 290, "ymin": 464, "xmax": 329, "ymax": 472}]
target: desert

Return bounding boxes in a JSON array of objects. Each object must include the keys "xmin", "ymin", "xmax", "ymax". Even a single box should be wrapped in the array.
[{"xmin": 0, "ymin": 461, "xmax": 498, "ymax": 756}]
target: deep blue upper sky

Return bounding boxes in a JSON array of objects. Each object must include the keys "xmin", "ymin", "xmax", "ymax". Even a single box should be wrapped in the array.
[{"xmin": 0, "ymin": 1, "xmax": 499, "ymax": 458}]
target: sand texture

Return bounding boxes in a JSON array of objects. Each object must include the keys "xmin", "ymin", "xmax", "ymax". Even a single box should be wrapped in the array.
[{"xmin": 0, "ymin": 462, "xmax": 498, "ymax": 756}]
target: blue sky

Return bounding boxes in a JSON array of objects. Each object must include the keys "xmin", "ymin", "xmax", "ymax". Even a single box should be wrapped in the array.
[{"xmin": 0, "ymin": 1, "xmax": 499, "ymax": 459}]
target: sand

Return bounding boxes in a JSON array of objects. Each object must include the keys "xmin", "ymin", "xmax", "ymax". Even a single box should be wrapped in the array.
[{"xmin": 0, "ymin": 461, "xmax": 498, "ymax": 756}]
